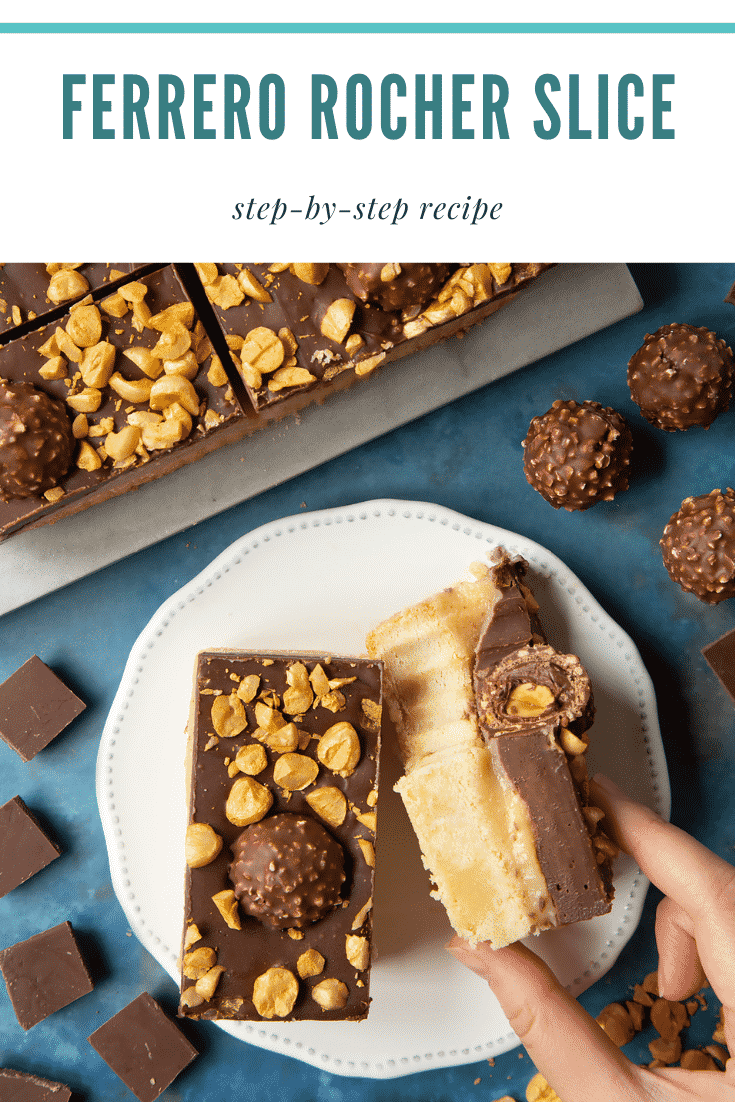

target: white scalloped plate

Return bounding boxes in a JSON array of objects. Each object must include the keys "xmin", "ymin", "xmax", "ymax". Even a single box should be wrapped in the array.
[{"xmin": 96, "ymin": 500, "xmax": 669, "ymax": 1079}]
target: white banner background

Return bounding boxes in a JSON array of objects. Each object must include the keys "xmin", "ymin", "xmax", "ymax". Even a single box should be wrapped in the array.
[{"xmin": 0, "ymin": 23, "xmax": 731, "ymax": 258}]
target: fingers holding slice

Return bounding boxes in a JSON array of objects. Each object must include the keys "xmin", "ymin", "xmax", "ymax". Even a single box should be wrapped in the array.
[
  {"xmin": 591, "ymin": 773, "xmax": 735, "ymax": 1053},
  {"xmin": 654, "ymin": 895, "xmax": 707, "ymax": 1001},
  {"xmin": 446, "ymin": 939, "xmax": 644, "ymax": 1102}
]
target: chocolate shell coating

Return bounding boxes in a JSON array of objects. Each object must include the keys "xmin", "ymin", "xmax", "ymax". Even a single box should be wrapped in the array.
[
  {"xmin": 229, "ymin": 813, "xmax": 345, "ymax": 929},
  {"xmin": 523, "ymin": 399, "xmax": 632, "ymax": 511},
  {"xmin": 0, "ymin": 379, "xmax": 74, "ymax": 500},
  {"xmin": 475, "ymin": 643, "xmax": 594, "ymax": 738},
  {"xmin": 661, "ymin": 488, "xmax": 735, "ymax": 604},
  {"xmin": 338, "ymin": 263, "xmax": 454, "ymax": 316},
  {"xmin": 627, "ymin": 323, "xmax": 734, "ymax": 431}
]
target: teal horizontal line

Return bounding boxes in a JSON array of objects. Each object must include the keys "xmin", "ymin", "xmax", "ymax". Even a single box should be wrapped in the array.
[{"xmin": 0, "ymin": 22, "xmax": 734, "ymax": 33}]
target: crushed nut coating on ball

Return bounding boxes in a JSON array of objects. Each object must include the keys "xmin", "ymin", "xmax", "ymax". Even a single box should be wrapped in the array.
[
  {"xmin": 523, "ymin": 399, "xmax": 633, "ymax": 511},
  {"xmin": 0, "ymin": 378, "xmax": 74, "ymax": 500},
  {"xmin": 229, "ymin": 812, "xmax": 345, "ymax": 929},
  {"xmin": 338, "ymin": 263, "xmax": 454, "ymax": 316},
  {"xmin": 627, "ymin": 323, "xmax": 734, "ymax": 431},
  {"xmin": 661, "ymin": 488, "xmax": 735, "ymax": 604}
]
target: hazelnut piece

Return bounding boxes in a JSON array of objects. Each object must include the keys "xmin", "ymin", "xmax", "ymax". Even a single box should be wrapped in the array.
[
  {"xmin": 252, "ymin": 967, "xmax": 299, "ymax": 1019},
  {"xmin": 225, "ymin": 776, "xmax": 273, "ymax": 826},
  {"xmin": 311, "ymin": 978, "xmax": 349, "ymax": 1011},
  {"xmin": 211, "ymin": 691, "xmax": 248, "ymax": 738},
  {"xmin": 182, "ymin": 946, "xmax": 217, "ymax": 980},
  {"xmin": 305, "ymin": 786, "xmax": 347, "ymax": 828},
  {"xmin": 317, "ymin": 722, "xmax": 361, "ymax": 777},
  {"xmin": 185, "ymin": 822, "xmax": 223, "ymax": 868},
  {"xmin": 297, "ymin": 949, "xmax": 325, "ymax": 979}
]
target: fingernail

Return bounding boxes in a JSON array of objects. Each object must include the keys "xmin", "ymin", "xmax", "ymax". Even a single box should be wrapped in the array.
[
  {"xmin": 591, "ymin": 772, "xmax": 626, "ymax": 796},
  {"xmin": 446, "ymin": 937, "xmax": 472, "ymax": 959}
]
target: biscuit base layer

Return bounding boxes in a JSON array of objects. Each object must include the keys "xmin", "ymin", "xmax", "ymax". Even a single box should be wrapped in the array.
[{"xmin": 396, "ymin": 743, "xmax": 556, "ymax": 946}]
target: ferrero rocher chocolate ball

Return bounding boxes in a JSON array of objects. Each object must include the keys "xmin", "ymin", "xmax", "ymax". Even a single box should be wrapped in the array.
[
  {"xmin": 660, "ymin": 489, "xmax": 735, "ymax": 604},
  {"xmin": 627, "ymin": 323, "xmax": 734, "ymax": 431},
  {"xmin": 229, "ymin": 813, "xmax": 345, "ymax": 929},
  {"xmin": 338, "ymin": 263, "xmax": 453, "ymax": 316},
  {"xmin": 0, "ymin": 379, "xmax": 74, "ymax": 501},
  {"xmin": 523, "ymin": 399, "xmax": 633, "ymax": 512}
]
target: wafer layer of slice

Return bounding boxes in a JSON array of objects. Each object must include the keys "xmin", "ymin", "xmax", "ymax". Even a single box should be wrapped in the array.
[{"xmin": 367, "ymin": 556, "xmax": 614, "ymax": 948}]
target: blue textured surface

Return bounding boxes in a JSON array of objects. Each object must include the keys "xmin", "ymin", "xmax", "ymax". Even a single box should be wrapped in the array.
[{"xmin": 1, "ymin": 263, "xmax": 733, "ymax": 1101}]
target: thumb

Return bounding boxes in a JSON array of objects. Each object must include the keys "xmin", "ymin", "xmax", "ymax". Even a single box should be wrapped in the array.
[{"xmin": 447, "ymin": 938, "xmax": 643, "ymax": 1102}]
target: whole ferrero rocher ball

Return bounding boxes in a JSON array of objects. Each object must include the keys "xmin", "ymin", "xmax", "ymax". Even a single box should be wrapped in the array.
[
  {"xmin": 338, "ymin": 263, "xmax": 454, "ymax": 315},
  {"xmin": 0, "ymin": 378, "xmax": 74, "ymax": 501},
  {"xmin": 229, "ymin": 813, "xmax": 345, "ymax": 929},
  {"xmin": 627, "ymin": 323, "xmax": 734, "ymax": 431},
  {"xmin": 523, "ymin": 399, "xmax": 633, "ymax": 512},
  {"xmin": 660, "ymin": 488, "xmax": 735, "ymax": 604}
]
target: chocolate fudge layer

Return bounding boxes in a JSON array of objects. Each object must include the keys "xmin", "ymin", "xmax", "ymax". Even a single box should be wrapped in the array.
[
  {"xmin": 702, "ymin": 628, "xmax": 735, "ymax": 703},
  {"xmin": 0, "ymin": 796, "xmax": 61, "ymax": 897},
  {"xmin": 89, "ymin": 993, "xmax": 197, "ymax": 1102},
  {"xmin": 196, "ymin": 262, "xmax": 551, "ymax": 415},
  {"xmin": 0, "ymin": 1068, "xmax": 71, "ymax": 1101},
  {"xmin": 0, "ymin": 264, "xmax": 145, "ymax": 343},
  {"xmin": 367, "ymin": 557, "xmax": 614, "ymax": 949},
  {"xmin": 0, "ymin": 265, "xmax": 246, "ymax": 541},
  {"xmin": 180, "ymin": 651, "xmax": 381, "ymax": 1022},
  {"xmin": 0, "ymin": 655, "xmax": 86, "ymax": 761},
  {"xmin": 0, "ymin": 922, "xmax": 93, "ymax": 1030}
]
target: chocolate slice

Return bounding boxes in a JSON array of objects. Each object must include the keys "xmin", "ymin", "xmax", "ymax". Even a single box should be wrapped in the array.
[
  {"xmin": 368, "ymin": 554, "xmax": 614, "ymax": 949},
  {"xmin": 180, "ymin": 651, "xmax": 381, "ymax": 1022},
  {"xmin": 0, "ymin": 922, "xmax": 93, "ymax": 1030},
  {"xmin": 0, "ymin": 265, "xmax": 247, "ymax": 543},
  {"xmin": 0, "ymin": 1068, "xmax": 71, "ymax": 1101},
  {"xmin": 0, "ymin": 656, "xmax": 86, "ymax": 762},
  {"xmin": 0, "ymin": 796, "xmax": 61, "ymax": 897},
  {"xmin": 88, "ymin": 992, "xmax": 197, "ymax": 1102},
  {"xmin": 0, "ymin": 263, "xmax": 145, "ymax": 343},
  {"xmin": 198, "ymin": 262, "xmax": 551, "ymax": 415}
]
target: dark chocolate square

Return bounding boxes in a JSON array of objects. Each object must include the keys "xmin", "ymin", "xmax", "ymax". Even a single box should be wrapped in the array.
[
  {"xmin": 0, "ymin": 796, "xmax": 61, "ymax": 898},
  {"xmin": 0, "ymin": 1068, "xmax": 71, "ymax": 1101},
  {"xmin": 702, "ymin": 628, "xmax": 735, "ymax": 703},
  {"xmin": 0, "ymin": 922, "xmax": 93, "ymax": 1030},
  {"xmin": 0, "ymin": 656, "xmax": 86, "ymax": 761},
  {"xmin": 88, "ymin": 992, "xmax": 198, "ymax": 1102}
]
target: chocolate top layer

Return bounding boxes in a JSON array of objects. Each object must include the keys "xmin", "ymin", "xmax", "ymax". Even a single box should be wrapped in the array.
[
  {"xmin": 0, "ymin": 265, "xmax": 244, "ymax": 540},
  {"xmin": 230, "ymin": 813, "xmax": 345, "ymax": 929},
  {"xmin": 474, "ymin": 556, "xmax": 546, "ymax": 675},
  {"xmin": 490, "ymin": 733, "xmax": 612, "ymax": 921},
  {"xmin": 338, "ymin": 263, "xmax": 455, "ymax": 315},
  {"xmin": 523, "ymin": 399, "xmax": 633, "ymax": 511},
  {"xmin": 0, "ymin": 379, "xmax": 74, "ymax": 500},
  {"xmin": 181, "ymin": 652, "xmax": 381, "ymax": 1023},
  {"xmin": 627, "ymin": 323, "xmax": 734, "ymax": 431},
  {"xmin": 660, "ymin": 488, "xmax": 735, "ymax": 603},
  {"xmin": 203, "ymin": 263, "xmax": 549, "ymax": 412},
  {"xmin": 0, "ymin": 263, "xmax": 144, "ymax": 343}
]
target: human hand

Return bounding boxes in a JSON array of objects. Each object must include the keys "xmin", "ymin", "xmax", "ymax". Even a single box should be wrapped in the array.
[{"xmin": 447, "ymin": 773, "xmax": 734, "ymax": 1101}]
